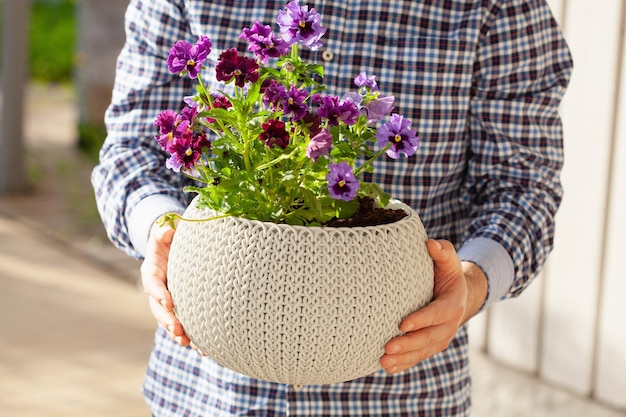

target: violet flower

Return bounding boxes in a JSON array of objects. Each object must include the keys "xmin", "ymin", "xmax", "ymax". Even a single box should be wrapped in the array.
[
  {"xmin": 327, "ymin": 162, "xmax": 360, "ymax": 201},
  {"xmin": 354, "ymin": 71, "xmax": 378, "ymax": 91},
  {"xmin": 363, "ymin": 95, "xmax": 395, "ymax": 124},
  {"xmin": 306, "ymin": 128, "xmax": 332, "ymax": 161},
  {"xmin": 240, "ymin": 21, "xmax": 290, "ymax": 63},
  {"xmin": 277, "ymin": 0, "xmax": 327, "ymax": 50},
  {"xmin": 376, "ymin": 114, "xmax": 420, "ymax": 159},
  {"xmin": 215, "ymin": 48, "xmax": 260, "ymax": 88},
  {"xmin": 167, "ymin": 36, "xmax": 212, "ymax": 79}
]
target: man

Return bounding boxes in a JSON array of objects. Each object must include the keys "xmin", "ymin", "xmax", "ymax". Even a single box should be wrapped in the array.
[{"xmin": 92, "ymin": 0, "xmax": 572, "ymax": 415}]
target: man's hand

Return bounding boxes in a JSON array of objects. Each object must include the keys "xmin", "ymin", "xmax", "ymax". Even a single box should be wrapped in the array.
[
  {"xmin": 140, "ymin": 219, "xmax": 191, "ymax": 347},
  {"xmin": 380, "ymin": 239, "xmax": 488, "ymax": 374}
]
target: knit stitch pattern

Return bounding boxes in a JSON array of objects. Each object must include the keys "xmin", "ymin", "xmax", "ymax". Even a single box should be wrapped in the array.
[{"xmin": 168, "ymin": 197, "xmax": 434, "ymax": 385}]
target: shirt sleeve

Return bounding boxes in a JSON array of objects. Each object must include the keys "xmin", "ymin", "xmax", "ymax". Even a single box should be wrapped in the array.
[
  {"xmin": 91, "ymin": 0, "xmax": 194, "ymax": 258},
  {"xmin": 460, "ymin": 0, "xmax": 573, "ymax": 307}
]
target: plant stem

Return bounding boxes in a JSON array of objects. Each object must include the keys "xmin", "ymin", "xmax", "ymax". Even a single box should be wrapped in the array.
[{"xmin": 354, "ymin": 142, "xmax": 392, "ymax": 176}]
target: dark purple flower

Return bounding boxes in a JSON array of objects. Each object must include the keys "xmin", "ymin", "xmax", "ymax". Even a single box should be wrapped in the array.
[
  {"xmin": 299, "ymin": 111, "xmax": 323, "ymax": 137},
  {"xmin": 282, "ymin": 85, "xmax": 309, "ymax": 121},
  {"xmin": 376, "ymin": 114, "xmax": 420, "ymax": 159},
  {"xmin": 259, "ymin": 119, "xmax": 290, "ymax": 149},
  {"xmin": 306, "ymin": 128, "xmax": 332, "ymax": 161},
  {"xmin": 215, "ymin": 48, "xmax": 260, "ymax": 88},
  {"xmin": 354, "ymin": 71, "xmax": 378, "ymax": 91},
  {"xmin": 327, "ymin": 162, "xmax": 360, "ymax": 201},
  {"xmin": 240, "ymin": 21, "xmax": 290, "ymax": 63},
  {"xmin": 167, "ymin": 36, "xmax": 212, "ymax": 79},
  {"xmin": 277, "ymin": 0, "xmax": 327, "ymax": 50},
  {"xmin": 262, "ymin": 80, "xmax": 288, "ymax": 108},
  {"xmin": 313, "ymin": 94, "xmax": 359, "ymax": 126}
]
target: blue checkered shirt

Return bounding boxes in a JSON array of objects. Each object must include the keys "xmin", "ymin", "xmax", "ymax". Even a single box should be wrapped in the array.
[{"xmin": 92, "ymin": 0, "xmax": 572, "ymax": 415}]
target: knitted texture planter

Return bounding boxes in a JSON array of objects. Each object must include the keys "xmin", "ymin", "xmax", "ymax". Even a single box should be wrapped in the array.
[{"xmin": 168, "ymin": 197, "xmax": 434, "ymax": 385}]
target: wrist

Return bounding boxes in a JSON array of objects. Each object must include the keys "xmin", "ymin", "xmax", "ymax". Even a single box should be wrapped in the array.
[{"xmin": 461, "ymin": 261, "xmax": 488, "ymax": 324}]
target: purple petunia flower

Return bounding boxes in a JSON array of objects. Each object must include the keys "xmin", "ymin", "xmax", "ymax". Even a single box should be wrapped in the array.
[
  {"xmin": 240, "ymin": 21, "xmax": 290, "ymax": 63},
  {"xmin": 354, "ymin": 71, "xmax": 378, "ymax": 91},
  {"xmin": 313, "ymin": 94, "xmax": 360, "ymax": 126},
  {"xmin": 306, "ymin": 128, "xmax": 332, "ymax": 162},
  {"xmin": 167, "ymin": 36, "xmax": 212, "ymax": 79},
  {"xmin": 363, "ymin": 95, "xmax": 395, "ymax": 124},
  {"xmin": 282, "ymin": 85, "xmax": 309, "ymax": 121},
  {"xmin": 376, "ymin": 114, "xmax": 420, "ymax": 159},
  {"xmin": 327, "ymin": 161, "xmax": 360, "ymax": 201},
  {"xmin": 215, "ymin": 48, "xmax": 260, "ymax": 88},
  {"xmin": 259, "ymin": 119, "xmax": 290, "ymax": 149},
  {"xmin": 277, "ymin": 0, "xmax": 327, "ymax": 50},
  {"xmin": 262, "ymin": 80, "xmax": 288, "ymax": 108}
]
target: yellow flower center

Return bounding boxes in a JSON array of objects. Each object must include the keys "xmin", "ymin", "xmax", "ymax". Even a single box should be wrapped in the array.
[
  {"xmin": 186, "ymin": 148, "xmax": 193, "ymax": 156},
  {"xmin": 338, "ymin": 180, "xmax": 346, "ymax": 187},
  {"xmin": 299, "ymin": 20, "xmax": 307, "ymax": 28},
  {"xmin": 394, "ymin": 134, "xmax": 402, "ymax": 143}
]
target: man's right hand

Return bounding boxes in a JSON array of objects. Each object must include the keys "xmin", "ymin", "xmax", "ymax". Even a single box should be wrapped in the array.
[{"xmin": 140, "ymin": 219, "xmax": 191, "ymax": 347}]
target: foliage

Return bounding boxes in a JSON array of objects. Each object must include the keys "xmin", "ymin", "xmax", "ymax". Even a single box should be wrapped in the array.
[{"xmin": 156, "ymin": 0, "xmax": 420, "ymax": 226}]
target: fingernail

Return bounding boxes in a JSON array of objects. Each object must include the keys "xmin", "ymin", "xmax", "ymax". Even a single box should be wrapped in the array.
[
  {"xmin": 389, "ymin": 344, "xmax": 401, "ymax": 354},
  {"xmin": 167, "ymin": 324, "xmax": 174, "ymax": 333},
  {"xmin": 160, "ymin": 299, "xmax": 168, "ymax": 307},
  {"xmin": 387, "ymin": 366, "xmax": 398, "ymax": 374},
  {"xmin": 434, "ymin": 240, "xmax": 443, "ymax": 251},
  {"xmin": 402, "ymin": 322, "xmax": 414, "ymax": 332}
]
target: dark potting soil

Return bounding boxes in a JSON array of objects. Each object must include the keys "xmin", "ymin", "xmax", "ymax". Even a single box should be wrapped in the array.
[{"xmin": 325, "ymin": 197, "xmax": 408, "ymax": 228}]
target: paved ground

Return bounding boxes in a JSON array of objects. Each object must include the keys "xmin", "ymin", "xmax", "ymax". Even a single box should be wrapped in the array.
[{"xmin": 1, "ymin": 83, "xmax": 625, "ymax": 416}]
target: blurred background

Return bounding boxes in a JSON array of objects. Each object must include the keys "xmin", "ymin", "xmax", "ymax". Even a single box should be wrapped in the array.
[{"xmin": 0, "ymin": 0, "xmax": 625, "ymax": 416}]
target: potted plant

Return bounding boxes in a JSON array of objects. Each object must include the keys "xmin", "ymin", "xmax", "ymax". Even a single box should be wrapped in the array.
[{"xmin": 156, "ymin": 0, "xmax": 434, "ymax": 385}]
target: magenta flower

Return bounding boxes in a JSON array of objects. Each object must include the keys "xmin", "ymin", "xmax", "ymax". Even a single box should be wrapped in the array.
[
  {"xmin": 240, "ymin": 21, "xmax": 290, "ymax": 63},
  {"xmin": 313, "ymin": 94, "xmax": 359, "ymax": 126},
  {"xmin": 259, "ymin": 119, "xmax": 290, "ymax": 149},
  {"xmin": 327, "ymin": 162, "xmax": 360, "ymax": 201},
  {"xmin": 354, "ymin": 71, "xmax": 378, "ymax": 91},
  {"xmin": 215, "ymin": 48, "xmax": 260, "ymax": 88},
  {"xmin": 277, "ymin": 0, "xmax": 327, "ymax": 50},
  {"xmin": 154, "ymin": 109, "xmax": 178, "ymax": 135},
  {"xmin": 167, "ymin": 36, "xmax": 212, "ymax": 79},
  {"xmin": 306, "ymin": 128, "xmax": 332, "ymax": 161},
  {"xmin": 376, "ymin": 114, "xmax": 420, "ymax": 159}
]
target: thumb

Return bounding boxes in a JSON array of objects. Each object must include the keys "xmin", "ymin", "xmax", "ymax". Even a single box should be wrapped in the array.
[{"xmin": 426, "ymin": 239, "xmax": 462, "ymax": 276}]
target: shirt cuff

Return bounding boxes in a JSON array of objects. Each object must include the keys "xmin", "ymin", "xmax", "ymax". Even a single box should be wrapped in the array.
[
  {"xmin": 457, "ymin": 237, "xmax": 515, "ymax": 312},
  {"xmin": 128, "ymin": 194, "xmax": 186, "ymax": 258}
]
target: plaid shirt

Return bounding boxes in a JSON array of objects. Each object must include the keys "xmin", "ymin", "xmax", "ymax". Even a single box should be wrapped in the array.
[{"xmin": 93, "ymin": 0, "xmax": 572, "ymax": 415}]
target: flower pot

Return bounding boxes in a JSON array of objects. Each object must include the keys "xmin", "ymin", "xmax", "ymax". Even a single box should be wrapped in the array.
[{"xmin": 168, "ymin": 196, "xmax": 434, "ymax": 385}]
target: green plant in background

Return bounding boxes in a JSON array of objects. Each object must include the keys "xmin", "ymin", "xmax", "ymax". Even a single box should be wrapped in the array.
[{"xmin": 28, "ymin": 0, "xmax": 76, "ymax": 82}]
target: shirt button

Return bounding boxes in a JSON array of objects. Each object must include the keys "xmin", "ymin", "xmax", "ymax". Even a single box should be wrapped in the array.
[
  {"xmin": 292, "ymin": 384, "xmax": 304, "ymax": 391},
  {"xmin": 322, "ymin": 49, "xmax": 334, "ymax": 62}
]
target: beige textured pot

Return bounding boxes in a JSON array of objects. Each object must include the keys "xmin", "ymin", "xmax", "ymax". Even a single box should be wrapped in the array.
[{"xmin": 168, "ymin": 196, "xmax": 434, "ymax": 385}]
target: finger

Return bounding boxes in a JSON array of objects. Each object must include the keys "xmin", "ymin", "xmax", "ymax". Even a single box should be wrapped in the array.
[
  {"xmin": 381, "ymin": 325, "xmax": 455, "ymax": 372},
  {"xmin": 140, "ymin": 260, "xmax": 174, "ymax": 311},
  {"xmin": 426, "ymin": 239, "xmax": 461, "ymax": 275}
]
